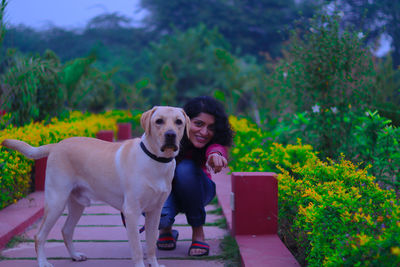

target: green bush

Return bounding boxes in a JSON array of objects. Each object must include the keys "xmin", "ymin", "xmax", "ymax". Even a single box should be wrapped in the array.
[
  {"xmin": 353, "ymin": 111, "xmax": 400, "ymax": 189},
  {"xmin": 264, "ymin": 12, "xmax": 377, "ymax": 159},
  {"xmin": 37, "ymin": 50, "xmax": 65, "ymax": 121},
  {"xmin": 60, "ymin": 52, "xmax": 116, "ymax": 112},
  {"xmin": 373, "ymin": 55, "xmax": 400, "ymax": 125},
  {"xmin": 270, "ymin": 12, "xmax": 375, "ymax": 113},
  {"xmin": 264, "ymin": 109, "xmax": 400, "ymax": 191},
  {"xmin": 229, "ymin": 116, "xmax": 400, "ymax": 266},
  {"xmin": 1, "ymin": 50, "xmax": 64, "ymax": 126},
  {"xmin": 0, "ymin": 49, "xmax": 118, "ymax": 128}
]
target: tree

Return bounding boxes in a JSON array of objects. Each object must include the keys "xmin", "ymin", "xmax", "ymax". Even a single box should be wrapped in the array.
[
  {"xmin": 326, "ymin": 0, "xmax": 400, "ymax": 68},
  {"xmin": 86, "ymin": 12, "xmax": 132, "ymax": 29},
  {"xmin": 0, "ymin": 0, "xmax": 8, "ymax": 115},
  {"xmin": 2, "ymin": 12, "xmax": 155, "ymax": 84},
  {"xmin": 145, "ymin": 24, "xmax": 230, "ymax": 106},
  {"xmin": 227, "ymin": 0, "xmax": 319, "ymax": 57},
  {"xmin": 139, "ymin": 0, "xmax": 320, "ymax": 58},
  {"xmin": 0, "ymin": 0, "xmax": 6, "ymax": 46},
  {"xmin": 145, "ymin": 24, "xmax": 268, "ymax": 121}
]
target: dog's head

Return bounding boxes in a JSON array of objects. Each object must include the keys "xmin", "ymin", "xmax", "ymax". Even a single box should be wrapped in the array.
[{"xmin": 140, "ymin": 106, "xmax": 190, "ymax": 157}]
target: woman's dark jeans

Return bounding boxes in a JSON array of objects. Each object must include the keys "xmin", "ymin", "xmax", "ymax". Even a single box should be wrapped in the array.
[{"xmin": 159, "ymin": 159, "xmax": 216, "ymax": 229}]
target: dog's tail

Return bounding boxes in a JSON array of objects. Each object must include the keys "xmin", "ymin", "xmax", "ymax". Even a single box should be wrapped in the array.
[{"xmin": 2, "ymin": 139, "xmax": 54, "ymax": 159}]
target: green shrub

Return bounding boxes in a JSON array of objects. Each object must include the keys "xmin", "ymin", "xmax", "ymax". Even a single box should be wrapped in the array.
[
  {"xmin": 264, "ymin": 109, "xmax": 399, "ymax": 190},
  {"xmin": 1, "ymin": 50, "xmax": 64, "ymax": 126},
  {"xmin": 373, "ymin": 55, "xmax": 400, "ymax": 125},
  {"xmin": 229, "ymin": 116, "xmax": 400, "ymax": 266},
  {"xmin": 353, "ymin": 111, "xmax": 400, "ymax": 189},
  {"xmin": 265, "ymin": 12, "xmax": 376, "ymax": 159},
  {"xmin": 60, "ymin": 52, "xmax": 117, "ymax": 112},
  {"xmin": 271, "ymin": 12, "xmax": 375, "ymax": 113}
]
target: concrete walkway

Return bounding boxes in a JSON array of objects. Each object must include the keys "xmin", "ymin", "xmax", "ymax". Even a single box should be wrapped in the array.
[{"xmin": 0, "ymin": 199, "xmax": 228, "ymax": 266}]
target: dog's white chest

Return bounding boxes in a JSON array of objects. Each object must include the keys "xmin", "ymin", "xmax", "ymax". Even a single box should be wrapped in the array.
[{"xmin": 139, "ymin": 181, "xmax": 170, "ymax": 212}]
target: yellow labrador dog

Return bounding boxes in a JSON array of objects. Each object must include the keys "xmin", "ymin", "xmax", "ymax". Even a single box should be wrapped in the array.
[{"xmin": 2, "ymin": 106, "xmax": 190, "ymax": 267}]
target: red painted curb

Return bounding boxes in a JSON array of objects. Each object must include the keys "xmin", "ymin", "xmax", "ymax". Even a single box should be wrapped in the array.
[
  {"xmin": 35, "ymin": 157, "xmax": 47, "ymax": 191},
  {"xmin": 212, "ymin": 169, "xmax": 299, "ymax": 267},
  {"xmin": 235, "ymin": 235, "xmax": 300, "ymax": 267},
  {"xmin": 96, "ymin": 130, "xmax": 114, "ymax": 142},
  {"xmin": 117, "ymin": 123, "xmax": 132, "ymax": 141},
  {"xmin": 231, "ymin": 172, "xmax": 278, "ymax": 235},
  {"xmin": 0, "ymin": 192, "xmax": 44, "ymax": 249}
]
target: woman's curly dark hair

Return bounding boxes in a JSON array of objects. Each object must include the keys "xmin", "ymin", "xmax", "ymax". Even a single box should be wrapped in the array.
[{"xmin": 178, "ymin": 96, "xmax": 234, "ymax": 163}]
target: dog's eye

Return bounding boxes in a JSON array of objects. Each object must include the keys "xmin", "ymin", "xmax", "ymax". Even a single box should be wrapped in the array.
[
  {"xmin": 175, "ymin": 119, "xmax": 183, "ymax": 125},
  {"xmin": 155, "ymin": 119, "xmax": 164, "ymax": 125}
]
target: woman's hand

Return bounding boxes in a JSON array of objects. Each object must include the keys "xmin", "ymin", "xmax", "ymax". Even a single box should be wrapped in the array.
[{"xmin": 206, "ymin": 153, "xmax": 227, "ymax": 174}]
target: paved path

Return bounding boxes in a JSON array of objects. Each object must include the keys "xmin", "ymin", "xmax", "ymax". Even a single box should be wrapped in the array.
[{"xmin": 0, "ymin": 200, "xmax": 227, "ymax": 266}]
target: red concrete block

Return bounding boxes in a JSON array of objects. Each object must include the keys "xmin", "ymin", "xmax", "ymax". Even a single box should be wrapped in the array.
[
  {"xmin": 235, "ymin": 235, "xmax": 300, "ymax": 267},
  {"xmin": 231, "ymin": 172, "xmax": 278, "ymax": 235},
  {"xmin": 96, "ymin": 130, "xmax": 114, "ymax": 142},
  {"xmin": 35, "ymin": 157, "xmax": 47, "ymax": 191},
  {"xmin": 0, "ymin": 192, "xmax": 44, "ymax": 249},
  {"xmin": 117, "ymin": 123, "xmax": 132, "ymax": 141}
]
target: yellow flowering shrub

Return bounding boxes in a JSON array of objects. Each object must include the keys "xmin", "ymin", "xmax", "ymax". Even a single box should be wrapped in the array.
[
  {"xmin": 228, "ymin": 116, "xmax": 275, "ymax": 172},
  {"xmin": 0, "ymin": 110, "xmax": 135, "ymax": 209},
  {"xmin": 229, "ymin": 116, "xmax": 400, "ymax": 266}
]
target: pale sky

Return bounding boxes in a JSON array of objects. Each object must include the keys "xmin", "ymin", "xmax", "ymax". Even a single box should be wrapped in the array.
[{"xmin": 5, "ymin": 0, "xmax": 144, "ymax": 29}]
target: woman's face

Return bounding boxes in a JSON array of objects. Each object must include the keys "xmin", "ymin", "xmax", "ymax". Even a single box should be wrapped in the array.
[{"xmin": 189, "ymin": 112, "xmax": 215, "ymax": 148}]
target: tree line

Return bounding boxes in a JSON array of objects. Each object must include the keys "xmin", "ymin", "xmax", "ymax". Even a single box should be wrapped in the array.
[{"xmin": 0, "ymin": 0, "xmax": 399, "ymax": 127}]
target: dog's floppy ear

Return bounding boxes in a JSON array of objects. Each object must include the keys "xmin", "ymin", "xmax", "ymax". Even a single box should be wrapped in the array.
[
  {"xmin": 181, "ymin": 108, "xmax": 191, "ymax": 137},
  {"xmin": 141, "ymin": 106, "xmax": 157, "ymax": 135}
]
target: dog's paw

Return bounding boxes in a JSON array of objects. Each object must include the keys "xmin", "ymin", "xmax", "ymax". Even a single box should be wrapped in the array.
[
  {"xmin": 71, "ymin": 252, "xmax": 87, "ymax": 261},
  {"xmin": 133, "ymin": 262, "xmax": 146, "ymax": 267},
  {"xmin": 38, "ymin": 261, "xmax": 54, "ymax": 267},
  {"xmin": 147, "ymin": 259, "xmax": 165, "ymax": 267}
]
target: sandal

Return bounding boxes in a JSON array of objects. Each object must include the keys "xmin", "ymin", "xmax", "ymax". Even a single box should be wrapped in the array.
[
  {"xmin": 157, "ymin": 229, "xmax": 179, "ymax": 250},
  {"xmin": 188, "ymin": 240, "xmax": 210, "ymax": 256}
]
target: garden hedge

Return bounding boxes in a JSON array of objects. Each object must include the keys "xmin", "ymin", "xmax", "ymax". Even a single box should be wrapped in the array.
[{"xmin": 228, "ymin": 116, "xmax": 400, "ymax": 266}]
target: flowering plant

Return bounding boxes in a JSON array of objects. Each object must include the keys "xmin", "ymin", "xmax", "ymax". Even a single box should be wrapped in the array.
[
  {"xmin": 229, "ymin": 116, "xmax": 400, "ymax": 266},
  {"xmin": 0, "ymin": 110, "xmax": 134, "ymax": 209}
]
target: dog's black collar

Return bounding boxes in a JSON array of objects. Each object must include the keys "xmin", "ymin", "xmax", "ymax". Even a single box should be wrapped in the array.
[{"xmin": 140, "ymin": 142, "xmax": 174, "ymax": 163}]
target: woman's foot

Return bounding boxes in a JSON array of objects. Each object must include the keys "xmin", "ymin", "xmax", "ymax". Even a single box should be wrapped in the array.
[
  {"xmin": 188, "ymin": 241, "xmax": 210, "ymax": 256},
  {"xmin": 157, "ymin": 227, "xmax": 179, "ymax": 250},
  {"xmin": 188, "ymin": 226, "xmax": 209, "ymax": 256}
]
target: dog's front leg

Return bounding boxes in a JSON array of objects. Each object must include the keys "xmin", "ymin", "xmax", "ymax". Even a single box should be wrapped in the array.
[
  {"xmin": 122, "ymin": 202, "xmax": 146, "ymax": 267},
  {"xmin": 145, "ymin": 208, "xmax": 165, "ymax": 267}
]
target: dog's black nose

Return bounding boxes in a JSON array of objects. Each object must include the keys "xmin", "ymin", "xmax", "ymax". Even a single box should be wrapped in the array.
[{"xmin": 165, "ymin": 130, "xmax": 176, "ymax": 141}]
